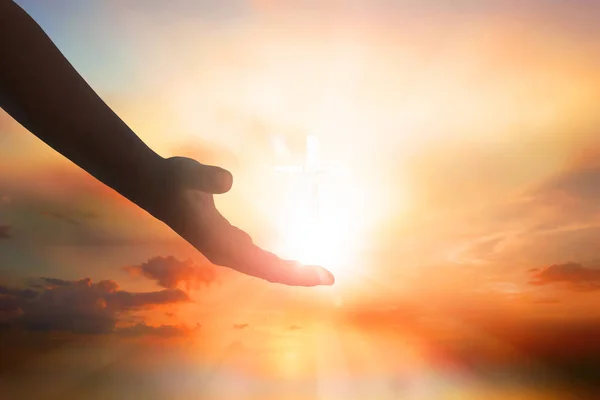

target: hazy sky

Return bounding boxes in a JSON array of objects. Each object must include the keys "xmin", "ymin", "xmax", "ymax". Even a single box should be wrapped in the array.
[{"xmin": 2, "ymin": 1, "xmax": 600, "ymax": 398}]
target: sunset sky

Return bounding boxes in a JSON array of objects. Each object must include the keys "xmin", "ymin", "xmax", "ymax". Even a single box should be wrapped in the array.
[{"xmin": 2, "ymin": 1, "xmax": 600, "ymax": 398}]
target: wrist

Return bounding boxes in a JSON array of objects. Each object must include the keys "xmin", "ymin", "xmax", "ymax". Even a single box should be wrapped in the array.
[{"xmin": 103, "ymin": 147, "xmax": 166, "ymax": 213}]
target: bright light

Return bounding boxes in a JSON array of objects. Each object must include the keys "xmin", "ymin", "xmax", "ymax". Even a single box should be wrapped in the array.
[{"xmin": 276, "ymin": 178, "xmax": 366, "ymax": 278}]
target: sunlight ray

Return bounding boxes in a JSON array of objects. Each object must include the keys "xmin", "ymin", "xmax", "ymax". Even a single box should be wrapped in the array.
[{"xmin": 313, "ymin": 322, "xmax": 356, "ymax": 400}]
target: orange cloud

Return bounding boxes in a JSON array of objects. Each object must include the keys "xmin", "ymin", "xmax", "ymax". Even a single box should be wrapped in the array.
[
  {"xmin": 124, "ymin": 256, "xmax": 217, "ymax": 291},
  {"xmin": 530, "ymin": 263, "xmax": 600, "ymax": 290}
]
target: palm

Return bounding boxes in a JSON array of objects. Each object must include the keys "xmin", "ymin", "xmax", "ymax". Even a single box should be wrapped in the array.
[{"xmin": 144, "ymin": 157, "xmax": 334, "ymax": 286}]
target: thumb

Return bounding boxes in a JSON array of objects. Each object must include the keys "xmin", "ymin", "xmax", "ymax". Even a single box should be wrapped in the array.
[{"xmin": 168, "ymin": 157, "xmax": 233, "ymax": 194}]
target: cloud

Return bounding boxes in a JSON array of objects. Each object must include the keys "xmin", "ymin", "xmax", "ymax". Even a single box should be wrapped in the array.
[
  {"xmin": 0, "ymin": 166, "xmax": 177, "ymax": 246},
  {"xmin": 0, "ymin": 277, "xmax": 190, "ymax": 334},
  {"xmin": 338, "ymin": 302, "xmax": 600, "ymax": 386},
  {"xmin": 0, "ymin": 225, "xmax": 11, "ymax": 240},
  {"xmin": 124, "ymin": 256, "xmax": 217, "ymax": 291},
  {"xmin": 519, "ymin": 164, "xmax": 600, "ymax": 232},
  {"xmin": 288, "ymin": 325, "xmax": 302, "ymax": 331},
  {"xmin": 537, "ymin": 164, "xmax": 600, "ymax": 201},
  {"xmin": 233, "ymin": 323, "xmax": 248, "ymax": 330},
  {"xmin": 39, "ymin": 210, "xmax": 97, "ymax": 225},
  {"xmin": 529, "ymin": 262, "xmax": 600, "ymax": 290},
  {"xmin": 116, "ymin": 322, "xmax": 195, "ymax": 338},
  {"xmin": 39, "ymin": 211, "xmax": 80, "ymax": 225},
  {"xmin": 453, "ymin": 155, "xmax": 600, "ymax": 268}
]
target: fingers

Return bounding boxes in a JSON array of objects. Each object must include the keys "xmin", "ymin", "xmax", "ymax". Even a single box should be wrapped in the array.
[
  {"xmin": 178, "ymin": 199, "xmax": 335, "ymax": 286},
  {"xmin": 224, "ymin": 241, "xmax": 335, "ymax": 286},
  {"xmin": 169, "ymin": 157, "xmax": 233, "ymax": 194},
  {"xmin": 196, "ymin": 164, "xmax": 233, "ymax": 194},
  {"xmin": 260, "ymin": 258, "xmax": 335, "ymax": 287},
  {"xmin": 197, "ymin": 222, "xmax": 334, "ymax": 286}
]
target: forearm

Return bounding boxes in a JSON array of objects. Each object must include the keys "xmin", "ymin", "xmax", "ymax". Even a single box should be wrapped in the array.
[{"xmin": 0, "ymin": 0, "xmax": 163, "ymax": 205}]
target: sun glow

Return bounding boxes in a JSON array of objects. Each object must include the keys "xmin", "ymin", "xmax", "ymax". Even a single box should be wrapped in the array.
[{"xmin": 276, "ymin": 178, "xmax": 366, "ymax": 278}]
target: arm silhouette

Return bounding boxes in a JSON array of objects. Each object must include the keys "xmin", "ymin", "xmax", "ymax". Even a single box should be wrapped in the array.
[{"xmin": 0, "ymin": 0, "xmax": 334, "ymax": 286}]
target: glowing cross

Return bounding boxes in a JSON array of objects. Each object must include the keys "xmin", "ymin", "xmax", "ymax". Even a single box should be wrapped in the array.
[
  {"xmin": 273, "ymin": 135, "xmax": 353, "ymax": 267},
  {"xmin": 274, "ymin": 135, "xmax": 340, "ymax": 219}
]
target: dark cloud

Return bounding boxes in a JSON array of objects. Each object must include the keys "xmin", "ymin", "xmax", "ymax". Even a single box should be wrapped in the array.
[
  {"xmin": 115, "ymin": 322, "xmax": 194, "ymax": 338},
  {"xmin": 537, "ymin": 165, "xmax": 600, "ymax": 201},
  {"xmin": 473, "ymin": 316, "xmax": 600, "ymax": 366},
  {"xmin": 530, "ymin": 262, "xmax": 600, "ymax": 290},
  {"xmin": 233, "ymin": 323, "xmax": 248, "ymax": 330},
  {"xmin": 0, "ymin": 225, "xmax": 11, "ymax": 240},
  {"xmin": 341, "ymin": 303, "xmax": 600, "ymax": 388},
  {"xmin": 39, "ymin": 211, "xmax": 81, "ymax": 225},
  {"xmin": 124, "ymin": 256, "xmax": 217, "ymax": 291},
  {"xmin": 448, "ymin": 316, "xmax": 600, "ymax": 389},
  {"xmin": 112, "ymin": 289, "xmax": 189, "ymax": 308},
  {"xmin": 39, "ymin": 209, "xmax": 99, "ymax": 225},
  {"xmin": 0, "ymin": 277, "xmax": 190, "ymax": 334},
  {"xmin": 38, "ymin": 277, "xmax": 75, "ymax": 286},
  {"xmin": 523, "ymin": 163, "xmax": 600, "ymax": 231}
]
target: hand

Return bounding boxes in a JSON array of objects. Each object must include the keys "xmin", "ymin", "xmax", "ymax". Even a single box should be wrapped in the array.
[
  {"xmin": 0, "ymin": 0, "xmax": 334, "ymax": 286},
  {"xmin": 137, "ymin": 156, "xmax": 335, "ymax": 286}
]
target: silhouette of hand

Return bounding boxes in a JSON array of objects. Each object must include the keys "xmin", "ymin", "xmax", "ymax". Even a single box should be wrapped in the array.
[
  {"xmin": 0, "ymin": 0, "xmax": 335, "ymax": 285},
  {"xmin": 138, "ymin": 156, "xmax": 335, "ymax": 286}
]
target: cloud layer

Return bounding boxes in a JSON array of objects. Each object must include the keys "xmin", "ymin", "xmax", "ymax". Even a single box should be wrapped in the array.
[
  {"xmin": 0, "ymin": 225, "xmax": 10, "ymax": 240},
  {"xmin": 124, "ymin": 256, "xmax": 217, "ymax": 290},
  {"xmin": 115, "ymin": 322, "xmax": 196, "ymax": 338},
  {"xmin": 530, "ymin": 263, "xmax": 600, "ymax": 291},
  {"xmin": 0, "ymin": 277, "xmax": 189, "ymax": 334}
]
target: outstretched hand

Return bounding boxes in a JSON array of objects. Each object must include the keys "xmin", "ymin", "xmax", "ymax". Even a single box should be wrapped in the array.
[
  {"xmin": 0, "ymin": 2, "xmax": 333, "ymax": 286},
  {"xmin": 138, "ymin": 156, "xmax": 335, "ymax": 286}
]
